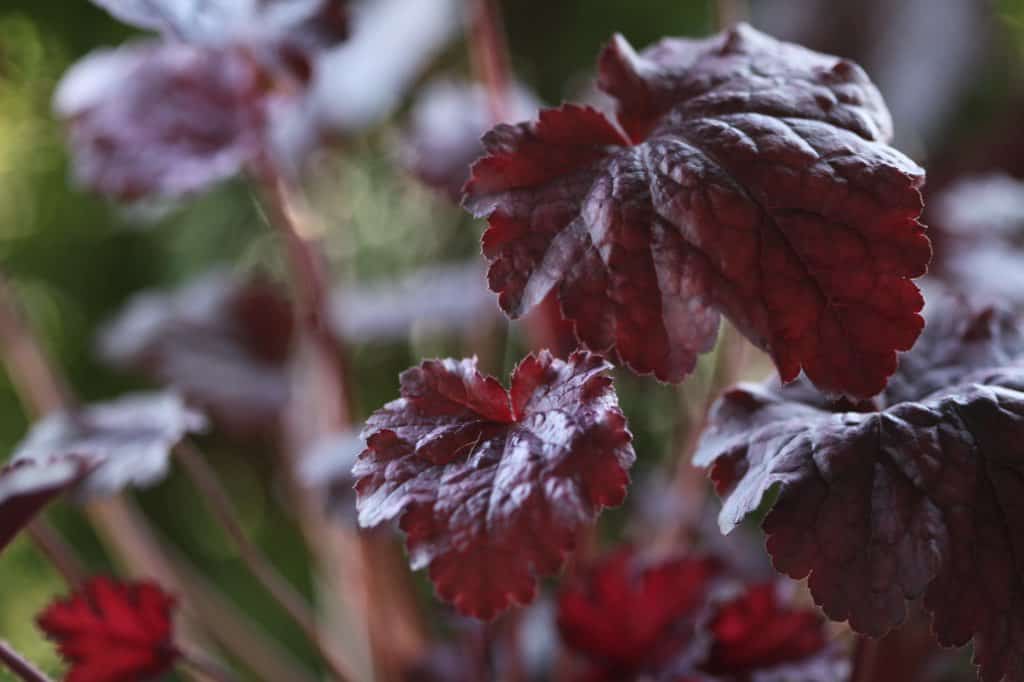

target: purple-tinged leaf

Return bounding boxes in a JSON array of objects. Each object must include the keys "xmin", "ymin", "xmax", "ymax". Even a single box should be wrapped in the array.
[
  {"xmin": 401, "ymin": 79, "xmax": 539, "ymax": 201},
  {"xmin": 695, "ymin": 295, "xmax": 1024, "ymax": 682},
  {"xmin": 330, "ymin": 262, "xmax": 498, "ymax": 343},
  {"xmin": 98, "ymin": 270, "xmax": 293, "ymax": 436},
  {"xmin": 54, "ymin": 41, "xmax": 273, "ymax": 200},
  {"xmin": 353, "ymin": 350, "xmax": 635, "ymax": 619},
  {"xmin": 463, "ymin": 24, "xmax": 930, "ymax": 398},
  {"xmin": 14, "ymin": 392, "xmax": 206, "ymax": 497},
  {"xmin": 0, "ymin": 455, "xmax": 96, "ymax": 553}
]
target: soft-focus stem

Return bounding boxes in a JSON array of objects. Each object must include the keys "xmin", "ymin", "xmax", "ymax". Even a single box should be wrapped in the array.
[
  {"xmin": 25, "ymin": 521, "xmax": 87, "ymax": 588},
  {"xmin": 714, "ymin": 0, "xmax": 749, "ymax": 29},
  {"xmin": 0, "ymin": 640, "xmax": 53, "ymax": 682},
  {"xmin": 850, "ymin": 636, "xmax": 879, "ymax": 682},
  {"xmin": 466, "ymin": 0, "xmax": 512, "ymax": 123},
  {"xmin": 253, "ymin": 162, "xmax": 427, "ymax": 680},
  {"xmin": 0, "ymin": 271, "xmax": 280, "ymax": 682},
  {"xmin": 178, "ymin": 651, "xmax": 241, "ymax": 682},
  {"xmin": 176, "ymin": 441, "xmax": 355, "ymax": 681}
]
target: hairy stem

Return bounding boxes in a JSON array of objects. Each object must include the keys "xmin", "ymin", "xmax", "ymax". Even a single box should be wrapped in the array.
[
  {"xmin": 252, "ymin": 162, "xmax": 427, "ymax": 680},
  {"xmin": 466, "ymin": 0, "xmax": 512, "ymax": 123},
  {"xmin": 176, "ymin": 441, "xmax": 354, "ymax": 681},
  {"xmin": 0, "ymin": 640, "xmax": 52, "ymax": 682}
]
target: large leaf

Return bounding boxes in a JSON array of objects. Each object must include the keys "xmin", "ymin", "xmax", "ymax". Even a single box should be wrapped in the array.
[
  {"xmin": 463, "ymin": 24, "xmax": 930, "ymax": 398},
  {"xmin": 694, "ymin": 296, "xmax": 1024, "ymax": 681},
  {"xmin": 353, "ymin": 351, "xmax": 635, "ymax": 618}
]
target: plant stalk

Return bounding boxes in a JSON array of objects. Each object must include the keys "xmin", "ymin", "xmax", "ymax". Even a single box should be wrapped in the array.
[{"xmin": 0, "ymin": 640, "xmax": 53, "ymax": 682}]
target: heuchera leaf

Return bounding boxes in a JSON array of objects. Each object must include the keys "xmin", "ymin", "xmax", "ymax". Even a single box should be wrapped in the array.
[
  {"xmin": 557, "ymin": 549, "xmax": 721, "ymax": 681},
  {"xmin": 54, "ymin": 42, "xmax": 273, "ymax": 200},
  {"xmin": 702, "ymin": 584, "xmax": 829, "ymax": 678},
  {"xmin": 401, "ymin": 78, "xmax": 539, "ymax": 201},
  {"xmin": 463, "ymin": 23, "xmax": 930, "ymax": 398},
  {"xmin": 13, "ymin": 392, "xmax": 206, "ymax": 497},
  {"xmin": 353, "ymin": 350, "xmax": 635, "ymax": 618},
  {"xmin": 99, "ymin": 270, "xmax": 293, "ymax": 436},
  {"xmin": 694, "ymin": 296, "xmax": 1024, "ymax": 681},
  {"xmin": 0, "ymin": 455, "xmax": 96, "ymax": 553},
  {"xmin": 38, "ymin": 577, "xmax": 178, "ymax": 682}
]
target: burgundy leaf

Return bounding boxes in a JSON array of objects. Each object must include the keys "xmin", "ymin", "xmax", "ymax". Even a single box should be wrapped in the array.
[
  {"xmin": 330, "ymin": 262, "xmax": 499, "ymax": 343},
  {"xmin": 694, "ymin": 296, "xmax": 1024, "ymax": 681},
  {"xmin": 54, "ymin": 41, "xmax": 273, "ymax": 200},
  {"xmin": 38, "ymin": 577, "xmax": 178, "ymax": 682},
  {"xmin": 557, "ymin": 549, "xmax": 721, "ymax": 680},
  {"xmin": 14, "ymin": 392, "xmax": 206, "ymax": 497},
  {"xmin": 0, "ymin": 455, "xmax": 96, "ymax": 553},
  {"xmin": 702, "ymin": 583, "xmax": 829, "ymax": 678},
  {"xmin": 353, "ymin": 350, "xmax": 635, "ymax": 618},
  {"xmin": 463, "ymin": 24, "xmax": 930, "ymax": 398},
  {"xmin": 98, "ymin": 270, "xmax": 293, "ymax": 436},
  {"xmin": 401, "ymin": 78, "xmax": 539, "ymax": 201}
]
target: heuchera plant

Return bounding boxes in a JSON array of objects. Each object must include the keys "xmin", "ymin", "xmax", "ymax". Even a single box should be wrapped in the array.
[{"xmin": 7, "ymin": 1, "xmax": 1024, "ymax": 681}]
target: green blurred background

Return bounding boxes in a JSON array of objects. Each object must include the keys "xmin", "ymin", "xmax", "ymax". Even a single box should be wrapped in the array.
[{"xmin": 0, "ymin": 0, "xmax": 1022, "ymax": 678}]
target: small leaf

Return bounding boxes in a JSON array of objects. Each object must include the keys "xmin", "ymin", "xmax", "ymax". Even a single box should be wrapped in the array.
[
  {"xmin": 54, "ymin": 41, "xmax": 272, "ymax": 200},
  {"xmin": 98, "ymin": 270, "xmax": 293, "ymax": 436},
  {"xmin": 694, "ymin": 296, "xmax": 1024, "ymax": 682},
  {"xmin": 702, "ymin": 583, "xmax": 831, "ymax": 678},
  {"xmin": 14, "ymin": 392, "xmax": 206, "ymax": 497},
  {"xmin": 38, "ymin": 577, "xmax": 179, "ymax": 682},
  {"xmin": 0, "ymin": 455, "xmax": 95, "ymax": 553},
  {"xmin": 463, "ymin": 24, "xmax": 930, "ymax": 398},
  {"xmin": 557, "ymin": 549, "xmax": 721, "ymax": 680},
  {"xmin": 353, "ymin": 350, "xmax": 635, "ymax": 618}
]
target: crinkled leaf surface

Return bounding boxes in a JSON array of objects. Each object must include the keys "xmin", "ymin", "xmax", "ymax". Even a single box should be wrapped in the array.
[
  {"xmin": 0, "ymin": 455, "xmax": 95, "ymax": 553},
  {"xmin": 557, "ymin": 549, "xmax": 721, "ymax": 680},
  {"xmin": 38, "ymin": 577, "xmax": 178, "ymax": 682},
  {"xmin": 353, "ymin": 350, "xmax": 635, "ymax": 618},
  {"xmin": 463, "ymin": 23, "xmax": 929, "ymax": 398},
  {"xmin": 694, "ymin": 296, "xmax": 1024, "ymax": 681},
  {"xmin": 99, "ymin": 270, "xmax": 292, "ymax": 436},
  {"xmin": 55, "ymin": 41, "xmax": 272, "ymax": 200},
  {"xmin": 14, "ymin": 392, "xmax": 206, "ymax": 497}
]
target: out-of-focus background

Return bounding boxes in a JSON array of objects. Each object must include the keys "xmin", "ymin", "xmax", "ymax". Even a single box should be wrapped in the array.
[{"xmin": 0, "ymin": 0, "xmax": 1022, "ymax": 679}]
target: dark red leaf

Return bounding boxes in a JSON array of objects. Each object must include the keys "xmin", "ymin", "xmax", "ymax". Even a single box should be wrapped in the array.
[
  {"xmin": 557, "ymin": 549, "xmax": 721, "ymax": 679},
  {"xmin": 702, "ymin": 584, "xmax": 826, "ymax": 676},
  {"xmin": 463, "ymin": 24, "xmax": 930, "ymax": 398},
  {"xmin": 13, "ymin": 392, "xmax": 206, "ymax": 497},
  {"xmin": 38, "ymin": 577, "xmax": 178, "ymax": 682},
  {"xmin": 694, "ymin": 296, "xmax": 1024, "ymax": 681},
  {"xmin": 54, "ymin": 42, "xmax": 272, "ymax": 200},
  {"xmin": 353, "ymin": 350, "xmax": 635, "ymax": 618},
  {"xmin": 0, "ymin": 455, "xmax": 96, "ymax": 553},
  {"xmin": 401, "ymin": 78, "xmax": 539, "ymax": 200},
  {"xmin": 99, "ymin": 270, "xmax": 293, "ymax": 436}
]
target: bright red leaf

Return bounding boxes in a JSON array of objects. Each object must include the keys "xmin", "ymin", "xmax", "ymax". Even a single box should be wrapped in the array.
[
  {"xmin": 38, "ymin": 577, "xmax": 178, "ymax": 682},
  {"xmin": 702, "ymin": 584, "xmax": 826, "ymax": 676},
  {"xmin": 463, "ymin": 23, "xmax": 930, "ymax": 398},
  {"xmin": 353, "ymin": 350, "xmax": 635, "ymax": 618},
  {"xmin": 694, "ymin": 295, "xmax": 1024, "ymax": 682},
  {"xmin": 557, "ymin": 549, "xmax": 721, "ymax": 680}
]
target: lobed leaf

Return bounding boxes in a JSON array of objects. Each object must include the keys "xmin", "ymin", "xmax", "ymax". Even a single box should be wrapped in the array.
[
  {"xmin": 0, "ymin": 455, "xmax": 96, "ymax": 553},
  {"xmin": 353, "ymin": 350, "xmax": 635, "ymax": 618},
  {"xmin": 695, "ymin": 296, "xmax": 1024, "ymax": 681},
  {"xmin": 38, "ymin": 577, "xmax": 178, "ymax": 682},
  {"xmin": 463, "ymin": 24, "xmax": 930, "ymax": 398}
]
